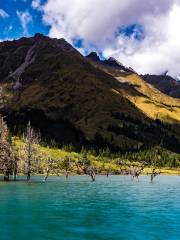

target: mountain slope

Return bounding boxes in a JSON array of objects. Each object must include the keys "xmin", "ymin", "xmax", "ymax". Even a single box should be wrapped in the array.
[
  {"xmin": 86, "ymin": 52, "xmax": 180, "ymax": 124},
  {"xmin": 142, "ymin": 74, "xmax": 180, "ymax": 99},
  {"xmin": 0, "ymin": 34, "xmax": 180, "ymax": 153}
]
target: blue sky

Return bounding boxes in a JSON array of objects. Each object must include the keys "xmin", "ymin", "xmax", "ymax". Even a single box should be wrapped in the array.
[{"xmin": 0, "ymin": 0, "xmax": 48, "ymax": 40}]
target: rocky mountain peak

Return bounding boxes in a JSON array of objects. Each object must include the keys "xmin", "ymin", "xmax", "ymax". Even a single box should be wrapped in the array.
[
  {"xmin": 86, "ymin": 52, "xmax": 135, "ymax": 73},
  {"xmin": 34, "ymin": 33, "xmax": 45, "ymax": 40},
  {"xmin": 106, "ymin": 57, "xmax": 124, "ymax": 68},
  {"xmin": 86, "ymin": 52, "xmax": 101, "ymax": 62}
]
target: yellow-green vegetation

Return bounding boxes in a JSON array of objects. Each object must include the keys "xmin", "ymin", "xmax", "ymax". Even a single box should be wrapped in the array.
[
  {"xmin": 144, "ymin": 168, "xmax": 180, "ymax": 175},
  {"xmin": 12, "ymin": 137, "xmax": 180, "ymax": 176},
  {"xmin": 97, "ymin": 65, "xmax": 180, "ymax": 124},
  {"xmin": 119, "ymin": 73, "xmax": 180, "ymax": 123},
  {"xmin": 13, "ymin": 136, "xmax": 119, "ymax": 175}
]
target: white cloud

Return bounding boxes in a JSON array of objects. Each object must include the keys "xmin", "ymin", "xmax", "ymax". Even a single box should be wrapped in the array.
[
  {"xmin": 103, "ymin": 3, "xmax": 180, "ymax": 77},
  {"xmin": 0, "ymin": 9, "xmax": 9, "ymax": 18},
  {"xmin": 34, "ymin": 0, "xmax": 180, "ymax": 76},
  {"xmin": 17, "ymin": 10, "xmax": 32, "ymax": 35},
  {"xmin": 32, "ymin": 0, "xmax": 42, "ymax": 9}
]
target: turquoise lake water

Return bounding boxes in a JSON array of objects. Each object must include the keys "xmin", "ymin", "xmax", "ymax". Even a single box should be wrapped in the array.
[{"xmin": 0, "ymin": 175, "xmax": 180, "ymax": 240}]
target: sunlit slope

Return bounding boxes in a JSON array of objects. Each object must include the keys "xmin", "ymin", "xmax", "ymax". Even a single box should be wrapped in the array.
[
  {"xmin": 90, "ymin": 61, "xmax": 180, "ymax": 124},
  {"xmin": 116, "ymin": 73, "xmax": 180, "ymax": 123}
]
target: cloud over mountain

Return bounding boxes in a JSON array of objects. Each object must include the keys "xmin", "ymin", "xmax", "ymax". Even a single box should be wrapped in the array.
[{"xmin": 33, "ymin": 0, "xmax": 180, "ymax": 76}]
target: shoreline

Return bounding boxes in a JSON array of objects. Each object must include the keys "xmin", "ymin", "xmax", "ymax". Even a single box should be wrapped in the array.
[
  {"xmin": 0, "ymin": 169, "xmax": 180, "ymax": 180},
  {"xmin": 143, "ymin": 168, "xmax": 180, "ymax": 175}
]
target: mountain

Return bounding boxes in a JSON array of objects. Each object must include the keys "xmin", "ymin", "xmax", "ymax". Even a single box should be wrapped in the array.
[
  {"xmin": 86, "ymin": 52, "xmax": 180, "ymax": 122},
  {"xmin": 0, "ymin": 34, "xmax": 180, "ymax": 153},
  {"xmin": 142, "ymin": 74, "xmax": 180, "ymax": 99},
  {"xmin": 86, "ymin": 52, "xmax": 134, "ymax": 73}
]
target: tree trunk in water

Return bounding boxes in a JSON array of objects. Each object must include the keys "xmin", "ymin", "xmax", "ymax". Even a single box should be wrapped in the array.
[
  {"xmin": 65, "ymin": 171, "xmax": 69, "ymax": 180},
  {"xmin": 44, "ymin": 168, "xmax": 50, "ymax": 182},
  {"xmin": 27, "ymin": 171, "xmax": 31, "ymax": 181},
  {"xmin": 27, "ymin": 157, "xmax": 31, "ymax": 181},
  {"xmin": 151, "ymin": 174, "xmax": 154, "ymax": 183},
  {"xmin": 4, "ymin": 171, "xmax": 10, "ymax": 181},
  {"xmin": 90, "ymin": 171, "xmax": 96, "ymax": 182},
  {"xmin": 13, "ymin": 170, "xmax": 17, "ymax": 181}
]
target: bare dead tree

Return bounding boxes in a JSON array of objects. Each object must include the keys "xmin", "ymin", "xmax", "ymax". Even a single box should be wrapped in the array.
[
  {"xmin": 11, "ymin": 142, "xmax": 19, "ymax": 181},
  {"xmin": 86, "ymin": 166, "xmax": 96, "ymax": 181},
  {"xmin": 76, "ymin": 153, "xmax": 96, "ymax": 181},
  {"xmin": 44, "ymin": 157, "xmax": 54, "ymax": 182},
  {"xmin": 106, "ymin": 166, "xmax": 111, "ymax": 177},
  {"xmin": 116, "ymin": 160, "xmax": 127, "ymax": 175},
  {"xmin": 12, "ymin": 155, "xmax": 18, "ymax": 181},
  {"xmin": 61, "ymin": 155, "xmax": 72, "ymax": 180},
  {"xmin": 0, "ymin": 116, "xmax": 13, "ymax": 181},
  {"xmin": 22, "ymin": 121, "xmax": 40, "ymax": 181},
  {"xmin": 150, "ymin": 168, "xmax": 161, "ymax": 183},
  {"xmin": 130, "ymin": 163, "xmax": 146, "ymax": 181}
]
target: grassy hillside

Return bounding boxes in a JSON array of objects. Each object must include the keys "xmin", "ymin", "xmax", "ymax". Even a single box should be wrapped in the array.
[
  {"xmin": 13, "ymin": 137, "xmax": 180, "ymax": 175},
  {"xmin": 142, "ymin": 74, "xmax": 180, "ymax": 99},
  {"xmin": 87, "ymin": 60, "xmax": 180, "ymax": 124},
  {"xmin": 117, "ymin": 73, "xmax": 180, "ymax": 123}
]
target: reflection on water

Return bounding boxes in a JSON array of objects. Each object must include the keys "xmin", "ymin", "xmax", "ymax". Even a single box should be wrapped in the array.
[{"xmin": 0, "ymin": 175, "xmax": 180, "ymax": 240}]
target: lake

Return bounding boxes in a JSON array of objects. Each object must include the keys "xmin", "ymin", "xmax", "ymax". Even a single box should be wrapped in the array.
[{"xmin": 0, "ymin": 175, "xmax": 180, "ymax": 240}]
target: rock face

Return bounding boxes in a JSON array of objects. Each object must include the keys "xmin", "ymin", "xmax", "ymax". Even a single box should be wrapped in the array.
[
  {"xmin": 142, "ymin": 74, "xmax": 180, "ymax": 99},
  {"xmin": 104, "ymin": 57, "xmax": 129, "ymax": 72},
  {"xmin": 0, "ymin": 34, "xmax": 81, "ymax": 82},
  {"xmin": 86, "ymin": 52, "xmax": 134, "ymax": 73},
  {"xmin": 0, "ymin": 34, "xmax": 180, "ymax": 153},
  {"xmin": 86, "ymin": 52, "xmax": 100, "ymax": 62}
]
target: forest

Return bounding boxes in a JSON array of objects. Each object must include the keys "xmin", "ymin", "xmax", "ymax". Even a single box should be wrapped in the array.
[{"xmin": 0, "ymin": 115, "xmax": 180, "ymax": 182}]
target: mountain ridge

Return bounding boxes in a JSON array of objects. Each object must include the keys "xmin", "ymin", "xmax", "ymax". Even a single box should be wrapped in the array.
[
  {"xmin": 0, "ymin": 34, "xmax": 180, "ymax": 153},
  {"xmin": 142, "ymin": 74, "xmax": 180, "ymax": 99}
]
